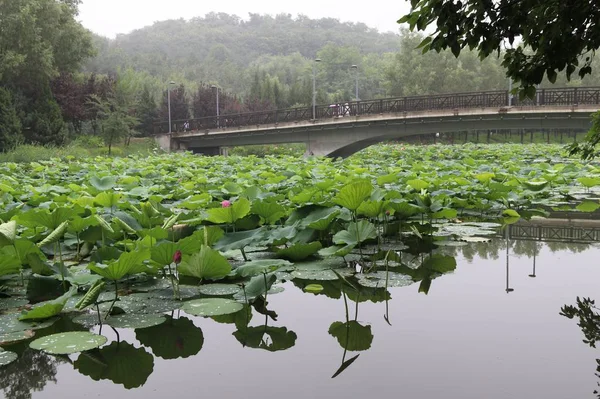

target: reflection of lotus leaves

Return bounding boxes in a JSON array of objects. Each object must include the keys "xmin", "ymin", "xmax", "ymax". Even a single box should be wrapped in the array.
[
  {"xmin": 328, "ymin": 321, "xmax": 373, "ymax": 351},
  {"xmin": 135, "ymin": 316, "xmax": 203, "ymax": 359},
  {"xmin": 74, "ymin": 341, "xmax": 154, "ymax": 389},
  {"xmin": 233, "ymin": 326, "xmax": 297, "ymax": 352}
]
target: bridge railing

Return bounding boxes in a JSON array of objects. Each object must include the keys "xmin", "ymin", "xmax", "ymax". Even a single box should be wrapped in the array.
[{"xmin": 154, "ymin": 86, "xmax": 600, "ymax": 134}]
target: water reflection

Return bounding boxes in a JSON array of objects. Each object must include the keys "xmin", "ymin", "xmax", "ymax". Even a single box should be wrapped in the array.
[
  {"xmin": 2, "ymin": 221, "xmax": 600, "ymax": 397},
  {"xmin": 561, "ymin": 298, "xmax": 600, "ymax": 398},
  {"xmin": 0, "ymin": 348, "xmax": 60, "ymax": 399}
]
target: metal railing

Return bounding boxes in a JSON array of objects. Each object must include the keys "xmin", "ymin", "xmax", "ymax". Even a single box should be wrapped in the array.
[{"xmin": 154, "ymin": 86, "xmax": 600, "ymax": 135}]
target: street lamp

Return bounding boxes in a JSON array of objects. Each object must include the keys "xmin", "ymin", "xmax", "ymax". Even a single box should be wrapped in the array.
[
  {"xmin": 211, "ymin": 85, "xmax": 220, "ymax": 128},
  {"xmin": 351, "ymin": 65, "xmax": 359, "ymax": 101},
  {"xmin": 312, "ymin": 58, "xmax": 321, "ymax": 120},
  {"xmin": 167, "ymin": 81, "xmax": 176, "ymax": 134}
]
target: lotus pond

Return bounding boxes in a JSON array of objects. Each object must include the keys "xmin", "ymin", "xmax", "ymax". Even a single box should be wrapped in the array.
[{"xmin": 1, "ymin": 143, "xmax": 600, "ymax": 398}]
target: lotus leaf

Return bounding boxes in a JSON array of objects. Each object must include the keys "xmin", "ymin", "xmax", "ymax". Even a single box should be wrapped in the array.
[{"xmin": 30, "ymin": 331, "xmax": 107, "ymax": 354}]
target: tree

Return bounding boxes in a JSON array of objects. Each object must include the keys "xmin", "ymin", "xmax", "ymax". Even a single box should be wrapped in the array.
[
  {"xmin": 88, "ymin": 95, "xmax": 138, "ymax": 155},
  {"xmin": 0, "ymin": 88, "xmax": 23, "ymax": 151},
  {"xmin": 136, "ymin": 86, "xmax": 158, "ymax": 136},
  {"xmin": 398, "ymin": 0, "xmax": 600, "ymax": 96}
]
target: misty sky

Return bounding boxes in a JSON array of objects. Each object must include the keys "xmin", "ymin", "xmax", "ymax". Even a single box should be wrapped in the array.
[{"xmin": 78, "ymin": 0, "xmax": 411, "ymax": 38}]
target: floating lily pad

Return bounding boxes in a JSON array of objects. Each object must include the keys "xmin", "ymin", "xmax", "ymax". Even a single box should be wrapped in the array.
[
  {"xmin": 0, "ymin": 298, "xmax": 28, "ymax": 312},
  {"xmin": 0, "ymin": 330, "xmax": 35, "ymax": 345},
  {"xmin": 0, "ymin": 349, "xmax": 18, "ymax": 366},
  {"xmin": 30, "ymin": 331, "xmax": 107, "ymax": 354},
  {"xmin": 181, "ymin": 298, "xmax": 244, "ymax": 317},
  {"xmin": 197, "ymin": 283, "xmax": 240, "ymax": 296},
  {"xmin": 267, "ymin": 286, "xmax": 285, "ymax": 295},
  {"xmin": 291, "ymin": 269, "xmax": 338, "ymax": 281},
  {"xmin": 458, "ymin": 236, "xmax": 492, "ymax": 242},
  {"xmin": 434, "ymin": 240, "xmax": 469, "ymax": 247},
  {"xmin": 106, "ymin": 314, "xmax": 166, "ymax": 329},
  {"xmin": 0, "ymin": 314, "xmax": 58, "ymax": 335},
  {"xmin": 72, "ymin": 313, "xmax": 103, "ymax": 329},
  {"xmin": 304, "ymin": 284, "xmax": 324, "ymax": 293},
  {"xmin": 356, "ymin": 271, "xmax": 414, "ymax": 288}
]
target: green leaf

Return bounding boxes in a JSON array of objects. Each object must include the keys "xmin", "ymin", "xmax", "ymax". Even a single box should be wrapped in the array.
[
  {"xmin": 90, "ymin": 176, "xmax": 117, "ymax": 191},
  {"xmin": 0, "ymin": 349, "xmax": 18, "ymax": 366},
  {"xmin": 94, "ymin": 192, "xmax": 122, "ymax": 208},
  {"xmin": 334, "ymin": 181, "xmax": 373, "ymax": 211},
  {"xmin": 502, "ymin": 209, "xmax": 521, "ymax": 218},
  {"xmin": 576, "ymin": 200, "xmax": 600, "ymax": 212},
  {"xmin": 333, "ymin": 220, "xmax": 377, "ymax": 246},
  {"xmin": 181, "ymin": 298, "xmax": 244, "ymax": 316},
  {"xmin": 19, "ymin": 287, "xmax": 76, "ymax": 321},
  {"xmin": 233, "ymin": 259, "xmax": 292, "ymax": 277},
  {"xmin": 88, "ymin": 249, "xmax": 151, "ymax": 281},
  {"xmin": 74, "ymin": 280, "xmax": 106, "ymax": 310},
  {"xmin": 197, "ymin": 283, "xmax": 241, "ymax": 296},
  {"xmin": 37, "ymin": 221, "xmax": 68, "ymax": 247},
  {"xmin": 522, "ymin": 180, "xmax": 549, "ymax": 191},
  {"xmin": 234, "ymin": 273, "xmax": 277, "ymax": 302},
  {"xmin": 0, "ymin": 247, "xmax": 21, "ymax": 276},
  {"xmin": 74, "ymin": 341, "xmax": 154, "ymax": 389},
  {"xmin": 207, "ymin": 197, "xmax": 251, "ymax": 224},
  {"xmin": 276, "ymin": 241, "xmax": 322, "ymax": 261},
  {"xmin": 213, "ymin": 228, "xmax": 267, "ymax": 251},
  {"xmin": 577, "ymin": 177, "xmax": 600, "ymax": 188},
  {"xmin": 302, "ymin": 207, "xmax": 341, "ymax": 230},
  {"xmin": 251, "ymin": 200, "xmax": 286, "ymax": 224},
  {"xmin": 406, "ymin": 179, "xmax": 429, "ymax": 190},
  {"xmin": 178, "ymin": 246, "xmax": 232, "ymax": 280},
  {"xmin": 94, "ymin": 215, "xmax": 114, "ymax": 233},
  {"xmin": 0, "ymin": 220, "xmax": 16, "ymax": 247},
  {"xmin": 304, "ymin": 284, "xmax": 324, "ymax": 293}
]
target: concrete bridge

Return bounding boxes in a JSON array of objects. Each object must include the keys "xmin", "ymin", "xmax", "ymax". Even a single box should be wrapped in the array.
[{"xmin": 154, "ymin": 87, "xmax": 600, "ymax": 157}]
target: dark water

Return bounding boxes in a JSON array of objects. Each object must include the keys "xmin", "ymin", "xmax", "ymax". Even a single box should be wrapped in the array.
[{"xmin": 2, "ymin": 238, "xmax": 599, "ymax": 399}]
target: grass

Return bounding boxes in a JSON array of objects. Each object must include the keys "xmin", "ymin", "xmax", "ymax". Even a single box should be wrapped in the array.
[{"xmin": 0, "ymin": 137, "xmax": 161, "ymax": 163}]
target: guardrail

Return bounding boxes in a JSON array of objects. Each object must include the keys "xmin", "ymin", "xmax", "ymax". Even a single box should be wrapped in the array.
[{"xmin": 154, "ymin": 86, "xmax": 600, "ymax": 134}]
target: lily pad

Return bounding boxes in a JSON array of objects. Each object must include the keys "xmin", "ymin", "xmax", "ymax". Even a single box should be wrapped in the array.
[
  {"xmin": 197, "ymin": 283, "xmax": 240, "ymax": 296},
  {"xmin": 106, "ymin": 314, "xmax": 166, "ymax": 329},
  {"xmin": 291, "ymin": 269, "xmax": 338, "ymax": 281},
  {"xmin": 30, "ymin": 331, "xmax": 107, "ymax": 355},
  {"xmin": 182, "ymin": 298, "xmax": 244, "ymax": 317},
  {"xmin": 0, "ymin": 330, "xmax": 35, "ymax": 345},
  {"xmin": 0, "ymin": 314, "xmax": 58, "ymax": 335},
  {"xmin": 356, "ymin": 271, "xmax": 414, "ymax": 288},
  {"xmin": 0, "ymin": 349, "xmax": 18, "ymax": 366},
  {"xmin": 304, "ymin": 284, "xmax": 324, "ymax": 293}
]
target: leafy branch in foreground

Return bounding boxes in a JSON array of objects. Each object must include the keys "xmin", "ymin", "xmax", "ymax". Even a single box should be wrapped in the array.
[
  {"xmin": 398, "ymin": 0, "xmax": 600, "ymax": 97},
  {"xmin": 567, "ymin": 111, "xmax": 600, "ymax": 160}
]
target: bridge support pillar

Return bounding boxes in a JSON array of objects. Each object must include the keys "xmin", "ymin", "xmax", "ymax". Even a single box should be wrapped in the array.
[{"xmin": 155, "ymin": 134, "xmax": 172, "ymax": 152}]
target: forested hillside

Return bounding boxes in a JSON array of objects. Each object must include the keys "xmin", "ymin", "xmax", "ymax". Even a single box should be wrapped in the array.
[{"xmin": 2, "ymin": 3, "xmax": 600, "ymax": 152}]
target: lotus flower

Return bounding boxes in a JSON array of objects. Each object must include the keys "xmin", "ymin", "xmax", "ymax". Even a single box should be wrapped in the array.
[
  {"xmin": 173, "ymin": 250, "xmax": 182, "ymax": 264},
  {"xmin": 221, "ymin": 200, "xmax": 231, "ymax": 208}
]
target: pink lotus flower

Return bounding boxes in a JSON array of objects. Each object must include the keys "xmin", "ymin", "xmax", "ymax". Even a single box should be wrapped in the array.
[
  {"xmin": 221, "ymin": 200, "xmax": 231, "ymax": 208},
  {"xmin": 172, "ymin": 250, "xmax": 182, "ymax": 264}
]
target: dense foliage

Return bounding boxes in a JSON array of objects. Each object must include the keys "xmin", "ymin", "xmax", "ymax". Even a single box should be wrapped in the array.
[{"xmin": 398, "ymin": 0, "xmax": 600, "ymax": 96}]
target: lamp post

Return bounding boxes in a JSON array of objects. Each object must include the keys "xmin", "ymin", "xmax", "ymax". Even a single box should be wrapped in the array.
[
  {"xmin": 312, "ymin": 58, "xmax": 321, "ymax": 121},
  {"xmin": 351, "ymin": 65, "xmax": 359, "ymax": 101},
  {"xmin": 211, "ymin": 85, "xmax": 220, "ymax": 128},
  {"xmin": 508, "ymin": 78, "xmax": 513, "ymax": 107},
  {"xmin": 167, "ymin": 81, "xmax": 176, "ymax": 134}
]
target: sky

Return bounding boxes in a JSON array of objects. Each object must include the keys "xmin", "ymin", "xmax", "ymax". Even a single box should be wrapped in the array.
[{"xmin": 77, "ymin": 0, "xmax": 411, "ymax": 38}]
